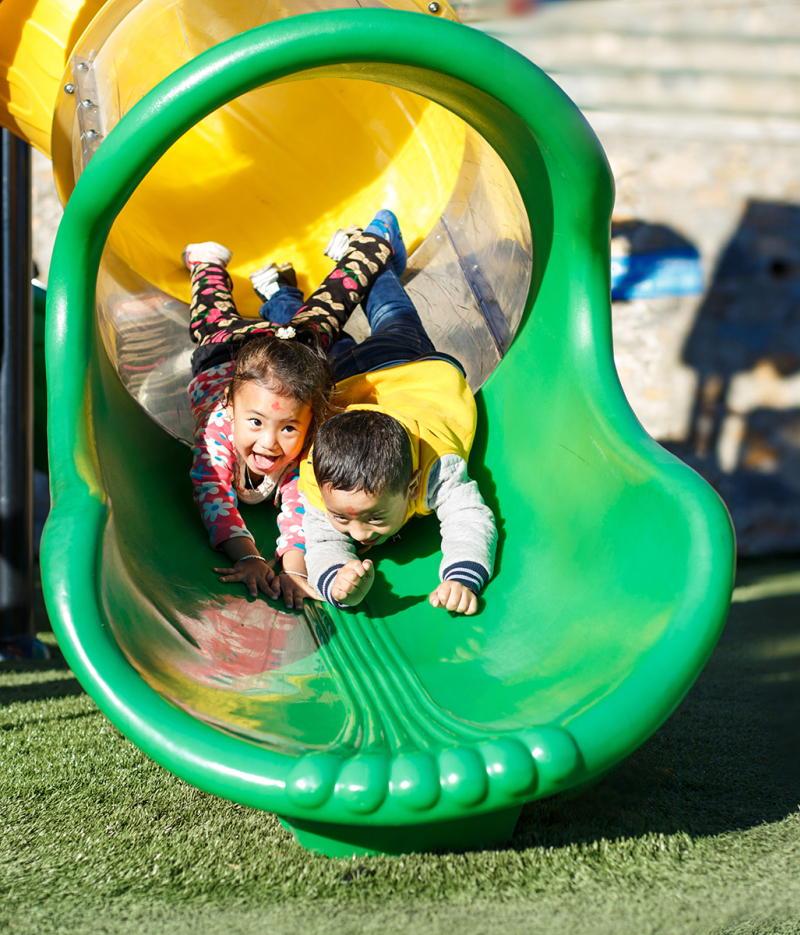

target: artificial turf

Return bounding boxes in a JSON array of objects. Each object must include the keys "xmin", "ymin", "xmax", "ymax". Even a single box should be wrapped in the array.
[{"xmin": 2, "ymin": 557, "xmax": 800, "ymax": 935}]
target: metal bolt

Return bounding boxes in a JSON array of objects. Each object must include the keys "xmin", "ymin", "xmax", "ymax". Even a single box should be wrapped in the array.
[
  {"xmin": 82, "ymin": 99, "xmax": 95, "ymax": 109},
  {"xmin": 77, "ymin": 62, "xmax": 88, "ymax": 72},
  {"xmin": 64, "ymin": 83, "xmax": 75, "ymax": 94},
  {"xmin": 428, "ymin": 1, "xmax": 440, "ymax": 11},
  {"xmin": 85, "ymin": 129, "xmax": 98, "ymax": 140}
]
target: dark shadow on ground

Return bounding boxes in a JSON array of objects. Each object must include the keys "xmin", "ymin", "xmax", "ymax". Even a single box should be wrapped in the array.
[
  {"xmin": 667, "ymin": 200, "xmax": 800, "ymax": 554},
  {"xmin": 0, "ymin": 672, "xmax": 83, "ymax": 706},
  {"xmin": 511, "ymin": 554, "xmax": 800, "ymax": 846}
]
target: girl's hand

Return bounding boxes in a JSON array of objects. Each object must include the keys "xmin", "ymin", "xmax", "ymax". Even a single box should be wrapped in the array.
[
  {"xmin": 275, "ymin": 572, "xmax": 319, "ymax": 611},
  {"xmin": 331, "ymin": 559, "xmax": 374, "ymax": 606},
  {"xmin": 275, "ymin": 549, "xmax": 318, "ymax": 610},
  {"xmin": 429, "ymin": 581, "xmax": 478, "ymax": 616},
  {"xmin": 213, "ymin": 557, "xmax": 278, "ymax": 599}
]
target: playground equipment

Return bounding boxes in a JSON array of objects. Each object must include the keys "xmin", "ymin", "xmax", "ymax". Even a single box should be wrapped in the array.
[{"xmin": 2, "ymin": 0, "xmax": 734, "ymax": 856}]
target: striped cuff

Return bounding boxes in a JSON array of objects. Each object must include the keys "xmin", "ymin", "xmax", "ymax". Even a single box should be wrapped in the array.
[
  {"xmin": 318, "ymin": 564, "xmax": 347, "ymax": 607},
  {"xmin": 442, "ymin": 561, "xmax": 490, "ymax": 594}
]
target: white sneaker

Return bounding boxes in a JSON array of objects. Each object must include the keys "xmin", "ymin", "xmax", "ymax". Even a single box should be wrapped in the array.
[
  {"xmin": 182, "ymin": 241, "xmax": 233, "ymax": 270},
  {"xmin": 249, "ymin": 262, "xmax": 281, "ymax": 301},
  {"xmin": 249, "ymin": 262, "xmax": 297, "ymax": 301},
  {"xmin": 324, "ymin": 225, "xmax": 362, "ymax": 263}
]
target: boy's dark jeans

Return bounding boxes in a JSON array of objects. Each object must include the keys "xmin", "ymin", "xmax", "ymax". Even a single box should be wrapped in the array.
[{"xmin": 261, "ymin": 269, "xmax": 463, "ymax": 380}]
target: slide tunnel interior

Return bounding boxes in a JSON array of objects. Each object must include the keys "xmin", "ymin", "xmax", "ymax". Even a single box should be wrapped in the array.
[
  {"xmin": 51, "ymin": 0, "xmax": 532, "ymax": 443},
  {"xmin": 54, "ymin": 0, "xmax": 540, "ymax": 751}
]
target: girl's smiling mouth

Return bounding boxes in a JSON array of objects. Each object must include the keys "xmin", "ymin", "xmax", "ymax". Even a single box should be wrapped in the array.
[{"xmin": 252, "ymin": 452, "xmax": 281, "ymax": 473}]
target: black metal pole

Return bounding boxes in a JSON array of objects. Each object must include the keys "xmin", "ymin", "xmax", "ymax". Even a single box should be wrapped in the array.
[{"xmin": 0, "ymin": 128, "xmax": 34, "ymax": 639}]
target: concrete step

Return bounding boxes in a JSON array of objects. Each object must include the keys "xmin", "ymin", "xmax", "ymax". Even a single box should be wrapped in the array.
[
  {"xmin": 512, "ymin": 0, "xmax": 800, "ymax": 40},
  {"xmin": 477, "ymin": 0, "xmax": 800, "ymax": 136},
  {"xmin": 492, "ymin": 29, "xmax": 800, "ymax": 80},
  {"xmin": 540, "ymin": 68, "xmax": 800, "ymax": 119}
]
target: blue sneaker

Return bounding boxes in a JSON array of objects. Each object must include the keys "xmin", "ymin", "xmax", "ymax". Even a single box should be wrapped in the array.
[{"xmin": 364, "ymin": 209, "xmax": 407, "ymax": 276}]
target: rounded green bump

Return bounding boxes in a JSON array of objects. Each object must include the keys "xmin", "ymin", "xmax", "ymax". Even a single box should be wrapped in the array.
[
  {"xmin": 333, "ymin": 755, "xmax": 390, "ymax": 814},
  {"xmin": 389, "ymin": 752, "xmax": 441, "ymax": 811},
  {"xmin": 286, "ymin": 754, "xmax": 340, "ymax": 808},
  {"xmin": 479, "ymin": 738, "xmax": 537, "ymax": 796},
  {"xmin": 519, "ymin": 727, "xmax": 580, "ymax": 784},
  {"xmin": 438, "ymin": 747, "xmax": 489, "ymax": 806}
]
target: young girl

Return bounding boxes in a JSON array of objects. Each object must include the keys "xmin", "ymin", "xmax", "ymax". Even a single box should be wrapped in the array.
[{"xmin": 184, "ymin": 212, "xmax": 404, "ymax": 609}]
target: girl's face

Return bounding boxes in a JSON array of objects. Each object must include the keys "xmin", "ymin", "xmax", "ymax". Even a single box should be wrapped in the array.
[{"xmin": 227, "ymin": 380, "xmax": 312, "ymax": 478}]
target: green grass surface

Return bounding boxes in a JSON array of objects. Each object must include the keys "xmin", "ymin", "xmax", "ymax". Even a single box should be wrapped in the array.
[{"xmin": 3, "ymin": 558, "xmax": 800, "ymax": 935}]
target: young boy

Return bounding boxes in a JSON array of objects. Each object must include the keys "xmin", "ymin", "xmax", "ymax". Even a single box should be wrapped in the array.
[{"xmin": 294, "ymin": 213, "xmax": 497, "ymax": 616}]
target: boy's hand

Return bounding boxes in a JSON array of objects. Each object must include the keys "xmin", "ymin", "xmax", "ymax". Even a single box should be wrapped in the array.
[
  {"xmin": 214, "ymin": 557, "xmax": 278, "ymax": 600},
  {"xmin": 429, "ymin": 581, "xmax": 478, "ymax": 616},
  {"xmin": 331, "ymin": 559, "xmax": 375, "ymax": 606},
  {"xmin": 275, "ymin": 572, "xmax": 319, "ymax": 611}
]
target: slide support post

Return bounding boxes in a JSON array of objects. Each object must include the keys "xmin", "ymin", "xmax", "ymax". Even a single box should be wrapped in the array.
[{"xmin": 0, "ymin": 128, "xmax": 34, "ymax": 640}]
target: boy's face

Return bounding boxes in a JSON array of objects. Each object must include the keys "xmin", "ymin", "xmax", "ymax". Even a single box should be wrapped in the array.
[{"xmin": 321, "ymin": 472, "xmax": 421, "ymax": 546}]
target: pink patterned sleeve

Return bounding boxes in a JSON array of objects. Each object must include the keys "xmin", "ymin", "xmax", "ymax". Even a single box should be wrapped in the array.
[
  {"xmin": 275, "ymin": 468, "xmax": 306, "ymax": 557},
  {"xmin": 189, "ymin": 366, "xmax": 253, "ymax": 550}
]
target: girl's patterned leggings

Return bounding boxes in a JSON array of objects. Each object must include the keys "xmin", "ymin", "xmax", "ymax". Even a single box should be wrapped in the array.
[{"xmin": 188, "ymin": 233, "xmax": 393, "ymax": 355}]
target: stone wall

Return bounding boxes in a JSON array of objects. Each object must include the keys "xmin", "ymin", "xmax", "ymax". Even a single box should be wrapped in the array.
[{"xmin": 481, "ymin": 0, "xmax": 800, "ymax": 553}]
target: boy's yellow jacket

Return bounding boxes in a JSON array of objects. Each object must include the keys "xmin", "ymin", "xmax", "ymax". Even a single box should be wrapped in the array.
[{"xmin": 299, "ymin": 359, "xmax": 477, "ymax": 526}]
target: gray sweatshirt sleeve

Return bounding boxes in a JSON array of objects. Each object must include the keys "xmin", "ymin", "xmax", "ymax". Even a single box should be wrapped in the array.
[
  {"xmin": 425, "ymin": 454, "xmax": 497, "ymax": 593},
  {"xmin": 300, "ymin": 492, "xmax": 357, "ymax": 605}
]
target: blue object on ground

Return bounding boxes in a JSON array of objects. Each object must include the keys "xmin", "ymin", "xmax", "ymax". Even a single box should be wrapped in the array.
[
  {"xmin": 0, "ymin": 636, "xmax": 50, "ymax": 661},
  {"xmin": 611, "ymin": 248, "xmax": 704, "ymax": 301}
]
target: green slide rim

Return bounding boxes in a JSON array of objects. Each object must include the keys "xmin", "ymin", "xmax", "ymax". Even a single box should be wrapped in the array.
[{"xmin": 42, "ymin": 9, "xmax": 735, "ymax": 828}]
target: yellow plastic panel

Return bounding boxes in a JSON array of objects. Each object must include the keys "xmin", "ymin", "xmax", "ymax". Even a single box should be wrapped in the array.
[
  {"xmin": 0, "ymin": 0, "xmax": 457, "ymax": 153},
  {"xmin": 0, "ymin": 0, "xmax": 106, "ymax": 153},
  {"xmin": 47, "ymin": 0, "xmax": 463, "ymax": 311}
]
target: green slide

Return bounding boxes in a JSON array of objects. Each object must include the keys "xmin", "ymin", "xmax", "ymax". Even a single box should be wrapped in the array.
[{"xmin": 41, "ymin": 10, "xmax": 735, "ymax": 857}]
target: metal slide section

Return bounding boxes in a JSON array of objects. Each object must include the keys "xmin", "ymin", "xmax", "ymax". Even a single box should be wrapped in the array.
[{"xmin": 42, "ymin": 12, "xmax": 735, "ymax": 856}]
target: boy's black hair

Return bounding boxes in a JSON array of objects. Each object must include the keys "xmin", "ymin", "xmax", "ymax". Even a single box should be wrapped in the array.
[{"xmin": 313, "ymin": 410, "xmax": 413, "ymax": 496}]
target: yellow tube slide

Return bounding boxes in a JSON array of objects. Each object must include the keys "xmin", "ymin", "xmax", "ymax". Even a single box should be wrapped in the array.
[
  {"xmin": 1, "ymin": 0, "xmax": 531, "ymax": 438},
  {"xmin": 2, "ymin": 0, "xmax": 469, "ymax": 311},
  {"xmin": 0, "ymin": 0, "xmax": 106, "ymax": 154}
]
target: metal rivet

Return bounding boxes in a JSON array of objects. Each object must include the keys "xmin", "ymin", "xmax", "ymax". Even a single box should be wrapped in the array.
[
  {"xmin": 428, "ymin": 1, "xmax": 440, "ymax": 11},
  {"xmin": 85, "ymin": 129, "xmax": 98, "ymax": 139},
  {"xmin": 82, "ymin": 99, "xmax": 95, "ymax": 109},
  {"xmin": 77, "ymin": 62, "xmax": 88, "ymax": 72},
  {"xmin": 64, "ymin": 83, "xmax": 75, "ymax": 95}
]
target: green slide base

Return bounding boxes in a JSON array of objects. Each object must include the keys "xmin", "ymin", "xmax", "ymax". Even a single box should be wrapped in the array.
[
  {"xmin": 42, "ymin": 11, "xmax": 736, "ymax": 849},
  {"xmin": 279, "ymin": 806, "xmax": 523, "ymax": 857}
]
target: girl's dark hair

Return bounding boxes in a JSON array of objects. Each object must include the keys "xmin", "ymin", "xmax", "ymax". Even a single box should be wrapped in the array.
[
  {"xmin": 312, "ymin": 410, "xmax": 413, "ymax": 496},
  {"xmin": 229, "ymin": 336, "xmax": 334, "ymax": 449}
]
